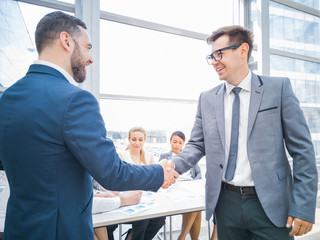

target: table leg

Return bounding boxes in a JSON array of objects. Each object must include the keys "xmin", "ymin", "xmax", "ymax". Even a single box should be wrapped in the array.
[
  {"xmin": 170, "ymin": 216, "xmax": 172, "ymax": 240},
  {"xmin": 119, "ymin": 224, "xmax": 122, "ymax": 240}
]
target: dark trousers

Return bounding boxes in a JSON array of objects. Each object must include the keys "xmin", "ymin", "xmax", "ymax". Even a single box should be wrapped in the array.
[
  {"xmin": 106, "ymin": 224, "xmax": 118, "ymax": 240},
  {"xmin": 215, "ymin": 185, "xmax": 293, "ymax": 240},
  {"xmin": 131, "ymin": 217, "xmax": 165, "ymax": 240},
  {"xmin": 107, "ymin": 217, "xmax": 165, "ymax": 240}
]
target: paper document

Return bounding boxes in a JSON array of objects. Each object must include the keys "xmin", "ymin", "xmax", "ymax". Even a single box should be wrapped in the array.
[
  {"xmin": 119, "ymin": 191, "xmax": 158, "ymax": 215},
  {"xmin": 121, "ymin": 201, "xmax": 156, "ymax": 215}
]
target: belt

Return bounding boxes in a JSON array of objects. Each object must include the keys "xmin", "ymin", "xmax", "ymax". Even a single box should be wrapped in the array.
[{"xmin": 222, "ymin": 182, "xmax": 256, "ymax": 195}]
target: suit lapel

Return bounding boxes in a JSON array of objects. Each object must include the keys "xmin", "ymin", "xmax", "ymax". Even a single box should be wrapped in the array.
[
  {"xmin": 213, "ymin": 84, "xmax": 226, "ymax": 151},
  {"xmin": 247, "ymin": 73, "xmax": 264, "ymax": 138}
]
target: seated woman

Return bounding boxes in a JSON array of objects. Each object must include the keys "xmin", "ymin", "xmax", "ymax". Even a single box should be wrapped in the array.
[
  {"xmin": 159, "ymin": 131, "xmax": 215, "ymax": 240},
  {"xmin": 92, "ymin": 179, "xmax": 142, "ymax": 240},
  {"xmin": 116, "ymin": 127, "xmax": 166, "ymax": 240}
]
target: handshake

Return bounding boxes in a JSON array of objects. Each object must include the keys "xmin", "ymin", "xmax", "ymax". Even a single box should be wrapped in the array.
[{"xmin": 159, "ymin": 159, "xmax": 179, "ymax": 188}]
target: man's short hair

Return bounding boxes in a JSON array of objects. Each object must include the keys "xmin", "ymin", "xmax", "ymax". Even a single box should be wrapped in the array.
[
  {"xmin": 35, "ymin": 11, "xmax": 87, "ymax": 54},
  {"xmin": 207, "ymin": 25, "xmax": 254, "ymax": 62}
]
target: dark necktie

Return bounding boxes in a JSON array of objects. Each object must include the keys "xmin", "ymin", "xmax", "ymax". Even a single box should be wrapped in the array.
[{"xmin": 225, "ymin": 87, "xmax": 242, "ymax": 182}]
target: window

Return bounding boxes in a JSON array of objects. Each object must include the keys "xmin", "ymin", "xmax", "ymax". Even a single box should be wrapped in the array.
[
  {"xmin": 269, "ymin": 1, "xmax": 320, "ymax": 58},
  {"xmin": 290, "ymin": 0, "xmax": 320, "ymax": 10},
  {"xmin": 99, "ymin": 99, "xmax": 197, "ymax": 141},
  {"xmin": 0, "ymin": 1, "xmax": 73, "ymax": 87},
  {"xmin": 100, "ymin": 20, "xmax": 218, "ymax": 100},
  {"xmin": 100, "ymin": 0, "xmax": 234, "ymax": 34}
]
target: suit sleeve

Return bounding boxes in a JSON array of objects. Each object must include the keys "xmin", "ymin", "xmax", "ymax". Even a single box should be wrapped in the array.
[
  {"xmin": 63, "ymin": 90, "xmax": 163, "ymax": 192},
  {"xmin": 192, "ymin": 164, "xmax": 202, "ymax": 180},
  {"xmin": 158, "ymin": 154, "xmax": 165, "ymax": 161},
  {"xmin": 173, "ymin": 94, "xmax": 205, "ymax": 174},
  {"xmin": 281, "ymin": 78, "xmax": 318, "ymax": 223}
]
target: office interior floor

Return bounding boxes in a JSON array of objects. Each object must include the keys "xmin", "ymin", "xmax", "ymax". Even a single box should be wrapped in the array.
[{"xmin": 113, "ymin": 208, "xmax": 320, "ymax": 240}]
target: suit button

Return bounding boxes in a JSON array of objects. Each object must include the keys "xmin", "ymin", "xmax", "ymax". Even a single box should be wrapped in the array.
[{"xmin": 220, "ymin": 164, "xmax": 223, "ymax": 169}]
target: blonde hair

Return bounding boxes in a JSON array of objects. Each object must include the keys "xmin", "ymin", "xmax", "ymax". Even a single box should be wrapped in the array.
[{"xmin": 126, "ymin": 126, "xmax": 147, "ymax": 165}]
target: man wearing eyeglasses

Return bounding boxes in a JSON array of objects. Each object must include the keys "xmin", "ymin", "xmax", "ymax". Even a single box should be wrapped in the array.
[{"xmin": 172, "ymin": 25, "xmax": 318, "ymax": 240}]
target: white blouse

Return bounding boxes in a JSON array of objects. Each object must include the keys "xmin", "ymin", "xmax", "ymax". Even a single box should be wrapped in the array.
[
  {"xmin": 92, "ymin": 195, "xmax": 121, "ymax": 214},
  {"xmin": 120, "ymin": 150, "xmax": 153, "ymax": 165}
]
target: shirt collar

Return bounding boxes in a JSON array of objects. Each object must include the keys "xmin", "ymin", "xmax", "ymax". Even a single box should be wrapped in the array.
[
  {"xmin": 34, "ymin": 60, "xmax": 78, "ymax": 86},
  {"xmin": 225, "ymin": 70, "xmax": 252, "ymax": 95}
]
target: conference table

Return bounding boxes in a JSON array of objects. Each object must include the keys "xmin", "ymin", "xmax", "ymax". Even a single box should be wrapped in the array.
[{"xmin": 92, "ymin": 179, "xmax": 208, "ymax": 240}]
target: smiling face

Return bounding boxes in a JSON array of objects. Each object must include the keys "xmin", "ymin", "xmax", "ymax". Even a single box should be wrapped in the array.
[
  {"xmin": 128, "ymin": 131, "xmax": 146, "ymax": 151},
  {"xmin": 170, "ymin": 135, "xmax": 185, "ymax": 154},
  {"xmin": 210, "ymin": 35, "xmax": 244, "ymax": 85},
  {"xmin": 70, "ymin": 27, "xmax": 93, "ymax": 83}
]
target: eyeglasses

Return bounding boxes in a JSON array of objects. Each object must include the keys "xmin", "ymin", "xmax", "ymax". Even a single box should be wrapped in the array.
[{"xmin": 206, "ymin": 44, "xmax": 242, "ymax": 65}]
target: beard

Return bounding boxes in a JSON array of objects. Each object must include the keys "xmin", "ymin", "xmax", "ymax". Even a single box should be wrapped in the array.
[{"xmin": 71, "ymin": 41, "xmax": 87, "ymax": 83}]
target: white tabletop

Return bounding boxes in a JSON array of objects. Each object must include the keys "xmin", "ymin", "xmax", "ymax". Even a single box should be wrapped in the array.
[{"xmin": 92, "ymin": 179, "xmax": 205, "ymax": 228}]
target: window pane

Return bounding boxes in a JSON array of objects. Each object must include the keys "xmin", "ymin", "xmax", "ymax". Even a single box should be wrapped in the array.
[
  {"xmin": 100, "ymin": 99, "xmax": 197, "ymax": 137},
  {"xmin": 269, "ymin": 1, "xmax": 320, "ymax": 58},
  {"xmin": 0, "ymin": 1, "xmax": 73, "ymax": 87},
  {"xmin": 60, "ymin": 0, "xmax": 74, "ymax": 3},
  {"xmin": 302, "ymin": 107, "xmax": 320, "ymax": 134},
  {"xmin": 0, "ymin": 1, "xmax": 36, "ymax": 87},
  {"xmin": 100, "ymin": 0, "xmax": 234, "ymax": 33},
  {"xmin": 290, "ymin": 0, "xmax": 320, "ymax": 10},
  {"xmin": 100, "ymin": 20, "xmax": 221, "ymax": 100},
  {"xmin": 315, "ymin": 140, "xmax": 320, "ymax": 156}
]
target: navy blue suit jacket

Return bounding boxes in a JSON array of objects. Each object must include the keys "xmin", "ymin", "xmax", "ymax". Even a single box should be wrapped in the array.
[{"xmin": 0, "ymin": 64, "xmax": 163, "ymax": 240}]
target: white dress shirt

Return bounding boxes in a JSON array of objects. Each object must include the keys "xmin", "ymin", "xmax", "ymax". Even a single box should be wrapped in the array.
[
  {"xmin": 34, "ymin": 60, "xmax": 78, "ymax": 86},
  {"xmin": 92, "ymin": 194, "xmax": 121, "ymax": 214},
  {"xmin": 223, "ymin": 71, "xmax": 254, "ymax": 186}
]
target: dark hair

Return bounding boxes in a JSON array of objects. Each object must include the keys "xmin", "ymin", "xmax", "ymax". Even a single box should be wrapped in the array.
[
  {"xmin": 35, "ymin": 11, "xmax": 87, "ymax": 54},
  {"xmin": 170, "ymin": 131, "xmax": 185, "ymax": 142},
  {"xmin": 207, "ymin": 25, "xmax": 253, "ymax": 62}
]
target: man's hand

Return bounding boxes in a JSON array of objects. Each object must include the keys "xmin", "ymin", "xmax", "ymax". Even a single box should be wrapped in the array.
[
  {"xmin": 120, "ymin": 191, "xmax": 142, "ymax": 207},
  {"xmin": 159, "ymin": 159, "xmax": 179, "ymax": 188},
  {"xmin": 286, "ymin": 216, "xmax": 313, "ymax": 236}
]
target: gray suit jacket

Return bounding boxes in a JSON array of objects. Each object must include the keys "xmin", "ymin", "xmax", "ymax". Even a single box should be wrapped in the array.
[
  {"xmin": 159, "ymin": 151, "xmax": 201, "ymax": 180},
  {"xmin": 173, "ymin": 73, "xmax": 318, "ymax": 227}
]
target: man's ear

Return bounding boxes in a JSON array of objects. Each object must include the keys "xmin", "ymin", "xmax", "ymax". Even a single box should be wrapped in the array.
[
  {"xmin": 59, "ymin": 31, "xmax": 72, "ymax": 51},
  {"xmin": 240, "ymin": 42, "xmax": 249, "ymax": 60}
]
